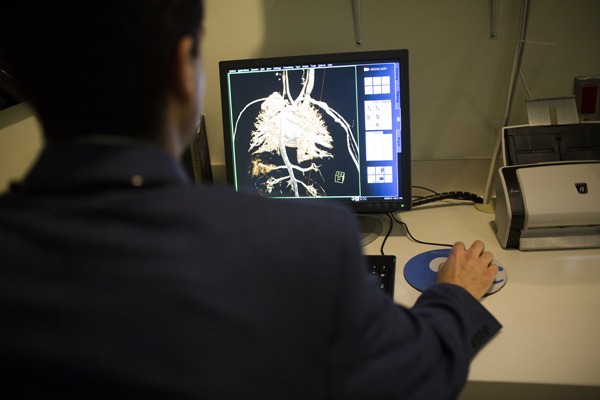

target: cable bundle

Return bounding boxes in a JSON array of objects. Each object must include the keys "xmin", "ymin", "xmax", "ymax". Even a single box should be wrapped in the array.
[{"xmin": 412, "ymin": 191, "xmax": 483, "ymax": 207}]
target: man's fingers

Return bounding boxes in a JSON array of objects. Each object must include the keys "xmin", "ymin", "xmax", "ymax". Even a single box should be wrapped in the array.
[
  {"xmin": 437, "ymin": 260, "xmax": 446, "ymax": 272},
  {"xmin": 481, "ymin": 251, "xmax": 494, "ymax": 267},
  {"xmin": 438, "ymin": 240, "xmax": 499, "ymax": 300},
  {"xmin": 452, "ymin": 242, "xmax": 466, "ymax": 252},
  {"xmin": 467, "ymin": 240, "xmax": 485, "ymax": 256}
]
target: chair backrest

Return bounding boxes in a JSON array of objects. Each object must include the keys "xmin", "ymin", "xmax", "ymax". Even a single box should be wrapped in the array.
[{"xmin": 182, "ymin": 113, "xmax": 213, "ymax": 183}]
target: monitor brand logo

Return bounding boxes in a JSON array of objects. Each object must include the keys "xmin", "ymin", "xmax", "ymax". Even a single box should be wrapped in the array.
[{"xmin": 575, "ymin": 183, "xmax": 588, "ymax": 194}]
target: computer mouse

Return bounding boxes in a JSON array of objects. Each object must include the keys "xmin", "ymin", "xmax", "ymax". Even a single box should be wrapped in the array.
[{"xmin": 404, "ymin": 249, "xmax": 507, "ymax": 295}]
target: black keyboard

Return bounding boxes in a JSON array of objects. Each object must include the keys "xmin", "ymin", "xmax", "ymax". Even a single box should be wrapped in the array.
[{"xmin": 365, "ymin": 255, "xmax": 396, "ymax": 297}]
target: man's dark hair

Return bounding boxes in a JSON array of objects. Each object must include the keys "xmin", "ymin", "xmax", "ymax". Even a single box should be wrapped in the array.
[{"xmin": 0, "ymin": 0, "xmax": 204, "ymax": 142}]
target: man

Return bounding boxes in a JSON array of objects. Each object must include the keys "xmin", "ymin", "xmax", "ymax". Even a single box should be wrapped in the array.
[{"xmin": 0, "ymin": 1, "xmax": 500, "ymax": 398}]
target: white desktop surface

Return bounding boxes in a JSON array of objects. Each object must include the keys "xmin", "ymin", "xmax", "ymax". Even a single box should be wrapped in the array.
[{"xmin": 361, "ymin": 203, "xmax": 600, "ymax": 389}]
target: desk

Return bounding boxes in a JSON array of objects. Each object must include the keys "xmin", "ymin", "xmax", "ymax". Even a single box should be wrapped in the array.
[{"xmin": 361, "ymin": 203, "xmax": 600, "ymax": 399}]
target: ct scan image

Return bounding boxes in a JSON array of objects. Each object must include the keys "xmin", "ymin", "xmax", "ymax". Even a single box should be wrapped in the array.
[{"xmin": 229, "ymin": 67, "xmax": 360, "ymax": 198}]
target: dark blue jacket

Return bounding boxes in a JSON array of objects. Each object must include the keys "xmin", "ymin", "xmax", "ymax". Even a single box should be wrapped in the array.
[{"xmin": 0, "ymin": 143, "xmax": 501, "ymax": 399}]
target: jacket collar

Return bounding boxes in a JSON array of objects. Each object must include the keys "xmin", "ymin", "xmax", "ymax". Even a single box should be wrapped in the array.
[{"xmin": 18, "ymin": 141, "xmax": 192, "ymax": 191}]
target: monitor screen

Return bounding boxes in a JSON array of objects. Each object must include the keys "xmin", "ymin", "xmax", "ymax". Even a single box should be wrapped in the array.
[{"xmin": 219, "ymin": 49, "xmax": 411, "ymax": 213}]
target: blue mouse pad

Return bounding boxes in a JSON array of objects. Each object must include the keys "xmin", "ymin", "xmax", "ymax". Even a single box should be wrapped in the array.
[{"xmin": 404, "ymin": 249, "xmax": 507, "ymax": 296}]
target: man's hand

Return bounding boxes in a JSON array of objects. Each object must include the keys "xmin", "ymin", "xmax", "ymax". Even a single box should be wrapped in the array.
[{"xmin": 435, "ymin": 240, "xmax": 499, "ymax": 301}]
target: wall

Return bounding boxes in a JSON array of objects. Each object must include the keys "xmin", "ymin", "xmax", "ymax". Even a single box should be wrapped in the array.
[
  {"xmin": 0, "ymin": 102, "xmax": 43, "ymax": 192},
  {"xmin": 1, "ymin": 0, "xmax": 599, "ymax": 189},
  {"xmin": 202, "ymin": 0, "xmax": 600, "ymax": 166}
]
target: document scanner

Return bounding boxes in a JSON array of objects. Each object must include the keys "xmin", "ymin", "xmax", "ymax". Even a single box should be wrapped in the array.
[{"xmin": 495, "ymin": 161, "xmax": 600, "ymax": 250}]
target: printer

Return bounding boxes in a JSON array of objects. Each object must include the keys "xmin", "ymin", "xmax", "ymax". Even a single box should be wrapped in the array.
[
  {"xmin": 495, "ymin": 161, "xmax": 600, "ymax": 250},
  {"xmin": 495, "ymin": 123, "xmax": 600, "ymax": 250}
]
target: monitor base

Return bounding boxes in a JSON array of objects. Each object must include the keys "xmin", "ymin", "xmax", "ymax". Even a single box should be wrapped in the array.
[{"xmin": 357, "ymin": 215, "xmax": 383, "ymax": 247}]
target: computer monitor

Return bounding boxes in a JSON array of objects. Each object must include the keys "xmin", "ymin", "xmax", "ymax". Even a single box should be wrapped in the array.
[{"xmin": 219, "ymin": 49, "xmax": 411, "ymax": 214}]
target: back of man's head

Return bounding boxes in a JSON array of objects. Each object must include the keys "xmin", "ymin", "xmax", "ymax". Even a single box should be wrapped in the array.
[{"xmin": 0, "ymin": 0, "xmax": 203, "ymax": 142}]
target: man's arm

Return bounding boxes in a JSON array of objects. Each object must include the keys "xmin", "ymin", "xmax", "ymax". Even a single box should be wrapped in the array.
[{"xmin": 327, "ymin": 213, "xmax": 501, "ymax": 399}]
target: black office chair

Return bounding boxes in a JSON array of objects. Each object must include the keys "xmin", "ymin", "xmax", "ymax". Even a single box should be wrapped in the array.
[{"xmin": 182, "ymin": 113, "xmax": 213, "ymax": 183}]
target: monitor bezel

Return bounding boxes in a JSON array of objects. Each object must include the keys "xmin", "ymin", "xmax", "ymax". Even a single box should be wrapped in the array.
[{"xmin": 219, "ymin": 49, "xmax": 411, "ymax": 214}]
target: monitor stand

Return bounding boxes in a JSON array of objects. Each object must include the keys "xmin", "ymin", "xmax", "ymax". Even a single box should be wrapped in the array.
[{"xmin": 357, "ymin": 215, "xmax": 383, "ymax": 247}]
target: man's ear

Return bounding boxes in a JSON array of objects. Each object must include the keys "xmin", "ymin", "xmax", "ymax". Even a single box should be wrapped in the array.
[{"xmin": 171, "ymin": 35, "xmax": 197, "ymax": 104}]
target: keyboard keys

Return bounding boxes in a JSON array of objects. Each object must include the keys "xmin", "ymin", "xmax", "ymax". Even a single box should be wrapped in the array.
[{"xmin": 365, "ymin": 255, "xmax": 396, "ymax": 297}]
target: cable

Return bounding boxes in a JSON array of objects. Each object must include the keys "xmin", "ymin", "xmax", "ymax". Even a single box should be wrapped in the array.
[
  {"xmin": 412, "ymin": 191, "xmax": 483, "ymax": 207},
  {"xmin": 503, "ymin": 0, "xmax": 531, "ymax": 126},
  {"xmin": 481, "ymin": 0, "xmax": 532, "ymax": 205},
  {"xmin": 390, "ymin": 213, "xmax": 453, "ymax": 248},
  {"xmin": 377, "ymin": 212, "xmax": 453, "ymax": 254},
  {"xmin": 374, "ymin": 190, "xmax": 480, "ymax": 253},
  {"xmin": 519, "ymin": 70, "xmax": 533, "ymax": 99},
  {"xmin": 412, "ymin": 185, "xmax": 440, "ymax": 196},
  {"xmin": 380, "ymin": 213, "xmax": 394, "ymax": 255}
]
